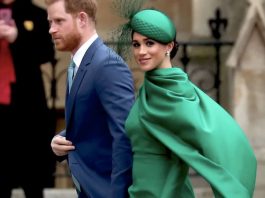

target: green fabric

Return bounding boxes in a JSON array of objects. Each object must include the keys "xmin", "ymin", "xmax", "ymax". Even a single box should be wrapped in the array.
[
  {"xmin": 130, "ymin": 9, "xmax": 176, "ymax": 43},
  {"xmin": 125, "ymin": 67, "xmax": 257, "ymax": 198}
]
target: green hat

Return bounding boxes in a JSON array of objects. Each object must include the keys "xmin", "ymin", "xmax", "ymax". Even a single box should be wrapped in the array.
[{"xmin": 130, "ymin": 9, "xmax": 176, "ymax": 43}]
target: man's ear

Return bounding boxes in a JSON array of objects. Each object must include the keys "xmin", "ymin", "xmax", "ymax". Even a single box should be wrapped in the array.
[{"xmin": 77, "ymin": 12, "xmax": 88, "ymax": 26}]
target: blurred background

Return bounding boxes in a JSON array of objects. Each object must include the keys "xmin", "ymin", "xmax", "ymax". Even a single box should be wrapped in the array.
[{"xmin": 12, "ymin": 0, "xmax": 265, "ymax": 197}]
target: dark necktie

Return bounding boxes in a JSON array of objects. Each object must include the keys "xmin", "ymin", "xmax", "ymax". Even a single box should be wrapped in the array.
[{"xmin": 67, "ymin": 59, "xmax": 76, "ymax": 93}]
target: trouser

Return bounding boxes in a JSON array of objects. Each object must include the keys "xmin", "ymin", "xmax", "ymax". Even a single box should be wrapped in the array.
[{"xmin": 0, "ymin": 105, "xmax": 44, "ymax": 198}]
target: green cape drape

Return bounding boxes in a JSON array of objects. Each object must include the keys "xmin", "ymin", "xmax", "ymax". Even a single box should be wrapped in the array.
[{"xmin": 125, "ymin": 67, "xmax": 257, "ymax": 198}]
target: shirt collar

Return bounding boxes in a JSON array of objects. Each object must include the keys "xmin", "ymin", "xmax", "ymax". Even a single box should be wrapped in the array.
[{"xmin": 72, "ymin": 33, "xmax": 98, "ymax": 68}]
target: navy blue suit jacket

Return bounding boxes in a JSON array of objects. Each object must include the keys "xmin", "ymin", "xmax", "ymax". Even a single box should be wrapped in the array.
[{"xmin": 60, "ymin": 38, "xmax": 135, "ymax": 198}]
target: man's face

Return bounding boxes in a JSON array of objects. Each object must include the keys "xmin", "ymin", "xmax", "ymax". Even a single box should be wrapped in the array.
[{"xmin": 47, "ymin": 0, "xmax": 81, "ymax": 53}]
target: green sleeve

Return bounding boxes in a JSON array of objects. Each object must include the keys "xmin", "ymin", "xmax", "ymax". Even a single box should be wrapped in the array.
[{"xmin": 139, "ymin": 68, "xmax": 257, "ymax": 197}]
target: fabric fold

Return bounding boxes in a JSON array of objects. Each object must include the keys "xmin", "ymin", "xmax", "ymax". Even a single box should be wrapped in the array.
[{"xmin": 126, "ymin": 67, "xmax": 256, "ymax": 198}]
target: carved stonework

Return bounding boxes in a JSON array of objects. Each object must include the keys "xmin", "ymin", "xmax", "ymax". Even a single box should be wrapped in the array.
[
  {"xmin": 226, "ymin": 0, "xmax": 265, "ymax": 148},
  {"xmin": 226, "ymin": 0, "xmax": 265, "ymax": 195}
]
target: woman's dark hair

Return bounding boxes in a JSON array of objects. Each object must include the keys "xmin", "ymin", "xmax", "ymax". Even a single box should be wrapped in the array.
[{"xmin": 170, "ymin": 40, "xmax": 179, "ymax": 59}]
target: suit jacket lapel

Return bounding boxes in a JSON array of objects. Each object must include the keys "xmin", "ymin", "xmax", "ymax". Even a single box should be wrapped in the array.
[{"xmin": 65, "ymin": 38, "xmax": 103, "ymax": 128}]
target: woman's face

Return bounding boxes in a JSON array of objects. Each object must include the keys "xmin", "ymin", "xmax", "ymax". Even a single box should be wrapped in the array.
[{"xmin": 132, "ymin": 32, "xmax": 172, "ymax": 72}]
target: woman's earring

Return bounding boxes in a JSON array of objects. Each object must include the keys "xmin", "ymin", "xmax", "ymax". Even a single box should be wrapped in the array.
[{"xmin": 165, "ymin": 51, "xmax": 170, "ymax": 57}]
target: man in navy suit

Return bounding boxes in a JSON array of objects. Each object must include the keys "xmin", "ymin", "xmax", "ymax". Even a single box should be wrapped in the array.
[{"xmin": 46, "ymin": 0, "xmax": 135, "ymax": 197}]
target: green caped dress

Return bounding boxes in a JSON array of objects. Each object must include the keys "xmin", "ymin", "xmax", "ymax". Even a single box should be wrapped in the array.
[{"xmin": 125, "ymin": 67, "xmax": 257, "ymax": 198}]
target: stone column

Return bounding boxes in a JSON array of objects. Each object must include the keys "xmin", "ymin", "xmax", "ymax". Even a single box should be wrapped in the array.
[
  {"xmin": 192, "ymin": 0, "xmax": 223, "ymax": 37},
  {"xmin": 226, "ymin": 1, "xmax": 265, "ymax": 196}
]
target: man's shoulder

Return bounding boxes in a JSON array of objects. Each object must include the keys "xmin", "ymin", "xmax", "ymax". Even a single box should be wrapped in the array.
[{"xmin": 92, "ymin": 41, "xmax": 127, "ymax": 65}]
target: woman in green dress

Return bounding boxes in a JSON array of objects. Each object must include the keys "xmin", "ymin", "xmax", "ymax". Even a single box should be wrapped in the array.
[{"xmin": 124, "ymin": 9, "xmax": 257, "ymax": 198}]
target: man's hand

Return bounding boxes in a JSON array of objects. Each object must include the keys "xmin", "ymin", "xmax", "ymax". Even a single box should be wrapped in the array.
[
  {"xmin": 0, "ymin": 19, "xmax": 18, "ymax": 43},
  {"xmin": 51, "ymin": 135, "xmax": 75, "ymax": 156}
]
